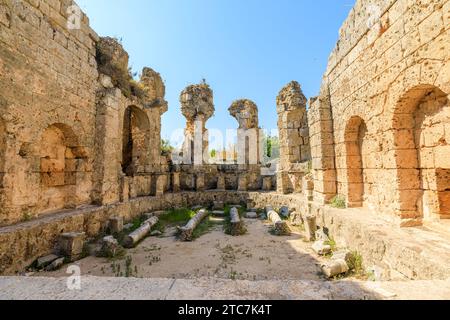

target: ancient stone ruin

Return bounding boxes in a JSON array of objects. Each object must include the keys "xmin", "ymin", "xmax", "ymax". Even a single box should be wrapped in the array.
[{"xmin": 0, "ymin": 0, "xmax": 449, "ymax": 300}]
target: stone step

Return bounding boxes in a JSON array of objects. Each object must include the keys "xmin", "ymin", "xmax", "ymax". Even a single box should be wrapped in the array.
[{"xmin": 0, "ymin": 276, "xmax": 449, "ymax": 300}]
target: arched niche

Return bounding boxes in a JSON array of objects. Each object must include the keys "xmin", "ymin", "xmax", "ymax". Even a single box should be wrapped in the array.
[
  {"xmin": 39, "ymin": 123, "xmax": 88, "ymax": 212},
  {"xmin": 344, "ymin": 116, "xmax": 368, "ymax": 207},
  {"xmin": 122, "ymin": 106, "xmax": 151, "ymax": 176},
  {"xmin": 392, "ymin": 85, "xmax": 449, "ymax": 221}
]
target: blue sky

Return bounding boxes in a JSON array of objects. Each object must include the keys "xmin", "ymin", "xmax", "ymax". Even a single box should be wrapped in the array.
[{"xmin": 77, "ymin": 0, "xmax": 355, "ymax": 147}]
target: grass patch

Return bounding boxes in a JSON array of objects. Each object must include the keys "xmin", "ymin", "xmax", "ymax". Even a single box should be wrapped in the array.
[
  {"xmin": 154, "ymin": 208, "xmax": 197, "ymax": 233},
  {"xmin": 330, "ymin": 195, "xmax": 346, "ymax": 209},
  {"xmin": 347, "ymin": 251, "xmax": 365, "ymax": 278},
  {"xmin": 22, "ymin": 212, "xmax": 33, "ymax": 222},
  {"xmin": 324, "ymin": 238, "xmax": 337, "ymax": 252},
  {"xmin": 330, "ymin": 250, "xmax": 368, "ymax": 281}
]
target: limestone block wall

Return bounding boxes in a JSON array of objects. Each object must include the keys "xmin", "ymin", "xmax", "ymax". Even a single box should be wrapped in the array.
[
  {"xmin": 308, "ymin": 90, "xmax": 337, "ymax": 204},
  {"xmin": 310, "ymin": 0, "xmax": 450, "ymax": 226},
  {"xmin": 0, "ymin": 1, "xmax": 169, "ymax": 226},
  {"xmin": 0, "ymin": 0, "xmax": 99, "ymax": 225},
  {"xmin": 174, "ymin": 164, "xmax": 271, "ymax": 192},
  {"xmin": 93, "ymin": 38, "xmax": 168, "ymax": 206},
  {"xmin": 276, "ymin": 81, "xmax": 312, "ymax": 194}
]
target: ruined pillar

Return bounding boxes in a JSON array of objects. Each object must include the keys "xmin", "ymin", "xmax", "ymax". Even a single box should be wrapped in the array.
[
  {"xmin": 172, "ymin": 171, "xmax": 180, "ymax": 193},
  {"xmin": 217, "ymin": 175, "xmax": 225, "ymax": 190},
  {"xmin": 238, "ymin": 175, "xmax": 248, "ymax": 191},
  {"xmin": 308, "ymin": 83, "xmax": 337, "ymax": 204},
  {"xmin": 139, "ymin": 67, "xmax": 169, "ymax": 172},
  {"xmin": 93, "ymin": 38, "xmax": 167, "ymax": 205},
  {"xmin": 276, "ymin": 81, "xmax": 311, "ymax": 194},
  {"xmin": 229, "ymin": 99, "xmax": 262, "ymax": 168},
  {"xmin": 180, "ymin": 83, "xmax": 214, "ymax": 165}
]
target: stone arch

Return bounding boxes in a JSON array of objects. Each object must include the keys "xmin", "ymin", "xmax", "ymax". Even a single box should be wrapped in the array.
[
  {"xmin": 344, "ymin": 116, "xmax": 368, "ymax": 207},
  {"xmin": 122, "ymin": 106, "xmax": 150, "ymax": 176},
  {"xmin": 39, "ymin": 123, "xmax": 88, "ymax": 213},
  {"xmin": 392, "ymin": 85, "xmax": 449, "ymax": 222}
]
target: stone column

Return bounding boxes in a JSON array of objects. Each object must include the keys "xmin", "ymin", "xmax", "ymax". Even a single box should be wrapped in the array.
[
  {"xmin": 217, "ymin": 175, "xmax": 225, "ymax": 190},
  {"xmin": 308, "ymin": 84, "xmax": 337, "ymax": 204},
  {"xmin": 172, "ymin": 172, "xmax": 180, "ymax": 193},
  {"xmin": 140, "ymin": 67, "xmax": 168, "ymax": 173},
  {"xmin": 238, "ymin": 175, "xmax": 248, "ymax": 191},
  {"xmin": 196, "ymin": 173, "xmax": 205, "ymax": 192},
  {"xmin": 180, "ymin": 83, "xmax": 214, "ymax": 165},
  {"xmin": 93, "ymin": 80, "xmax": 122, "ymax": 205},
  {"xmin": 262, "ymin": 177, "xmax": 273, "ymax": 191},
  {"xmin": 276, "ymin": 81, "xmax": 311, "ymax": 194},
  {"xmin": 155, "ymin": 175, "xmax": 166, "ymax": 196},
  {"xmin": 229, "ymin": 99, "xmax": 262, "ymax": 167}
]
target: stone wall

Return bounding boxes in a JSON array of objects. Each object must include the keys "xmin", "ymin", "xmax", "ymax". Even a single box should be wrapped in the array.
[
  {"xmin": 276, "ymin": 81, "xmax": 312, "ymax": 195},
  {"xmin": 0, "ymin": 0, "xmax": 99, "ymax": 225},
  {"xmin": 309, "ymin": 0, "xmax": 450, "ymax": 226},
  {"xmin": 0, "ymin": 0, "xmax": 168, "ymax": 226},
  {"xmin": 1, "ymin": 190, "xmax": 449, "ymax": 280}
]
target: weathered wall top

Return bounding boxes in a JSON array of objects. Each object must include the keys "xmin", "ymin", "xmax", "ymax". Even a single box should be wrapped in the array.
[
  {"xmin": 180, "ymin": 83, "xmax": 215, "ymax": 121},
  {"xmin": 140, "ymin": 67, "xmax": 168, "ymax": 112},
  {"xmin": 96, "ymin": 36, "xmax": 129, "ymax": 74},
  {"xmin": 96, "ymin": 37, "xmax": 167, "ymax": 108},
  {"xmin": 325, "ymin": 0, "xmax": 396, "ymax": 75},
  {"xmin": 228, "ymin": 99, "xmax": 259, "ymax": 129},
  {"xmin": 276, "ymin": 81, "xmax": 307, "ymax": 114}
]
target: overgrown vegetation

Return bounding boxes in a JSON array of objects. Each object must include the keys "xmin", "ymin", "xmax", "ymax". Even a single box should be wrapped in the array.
[
  {"xmin": 328, "ymin": 250, "xmax": 368, "ymax": 281},
  {"xmin": 330, "ymin": 195, "xmax": 346, "ymax": 209},
  {"xmin": 110, "ymin": 255, "xmax": 139, "ymax": 278},
  {"xmin": 324, "ymin": 238, "xmax": 337, "ymax": 252},
  {"xmin": 306, "ymin": 160, "xmax": 313, "ymax": 175},
  {"xmin": 153, "ymin": 208, "xmax": 197, "ymax": 234},
  {"xmin": 22, "ymin": 212, "xmax": 32, "ymax": 222},
  {"xmin": 95, "ymin": 37, "xmax": 145, "ymax": 100},
  {"xmin": 346, "ymin": 251, "xmax": 365, "ymax": 278},
  {"xmin": 161, "ymin": 139, "xmax": 174, "ymax": 156},
  {"xmin": 262, "ymin": 134, "xmax": 280, "ymax": 160}
]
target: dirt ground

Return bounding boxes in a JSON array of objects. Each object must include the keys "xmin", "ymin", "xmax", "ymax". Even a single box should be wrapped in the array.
[{"xmin": 38, "ymin": 218, "xmax": 328, "ymax": 281}]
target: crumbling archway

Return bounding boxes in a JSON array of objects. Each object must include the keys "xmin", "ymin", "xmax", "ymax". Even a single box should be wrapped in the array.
[
  {"xmin": 393, "ymin": 85, "xmax": 449, "ymax": 222},
  {"xmin": 39, "ymin": 123, "xmax": 87, "ymax": 213},
  {"xmin": 344, "ymin": 116, "xmax": 368, "ymax": 207},
  {"xmin": 122, "ymin": 106, "xmax": 150, "ymax": 176}
]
